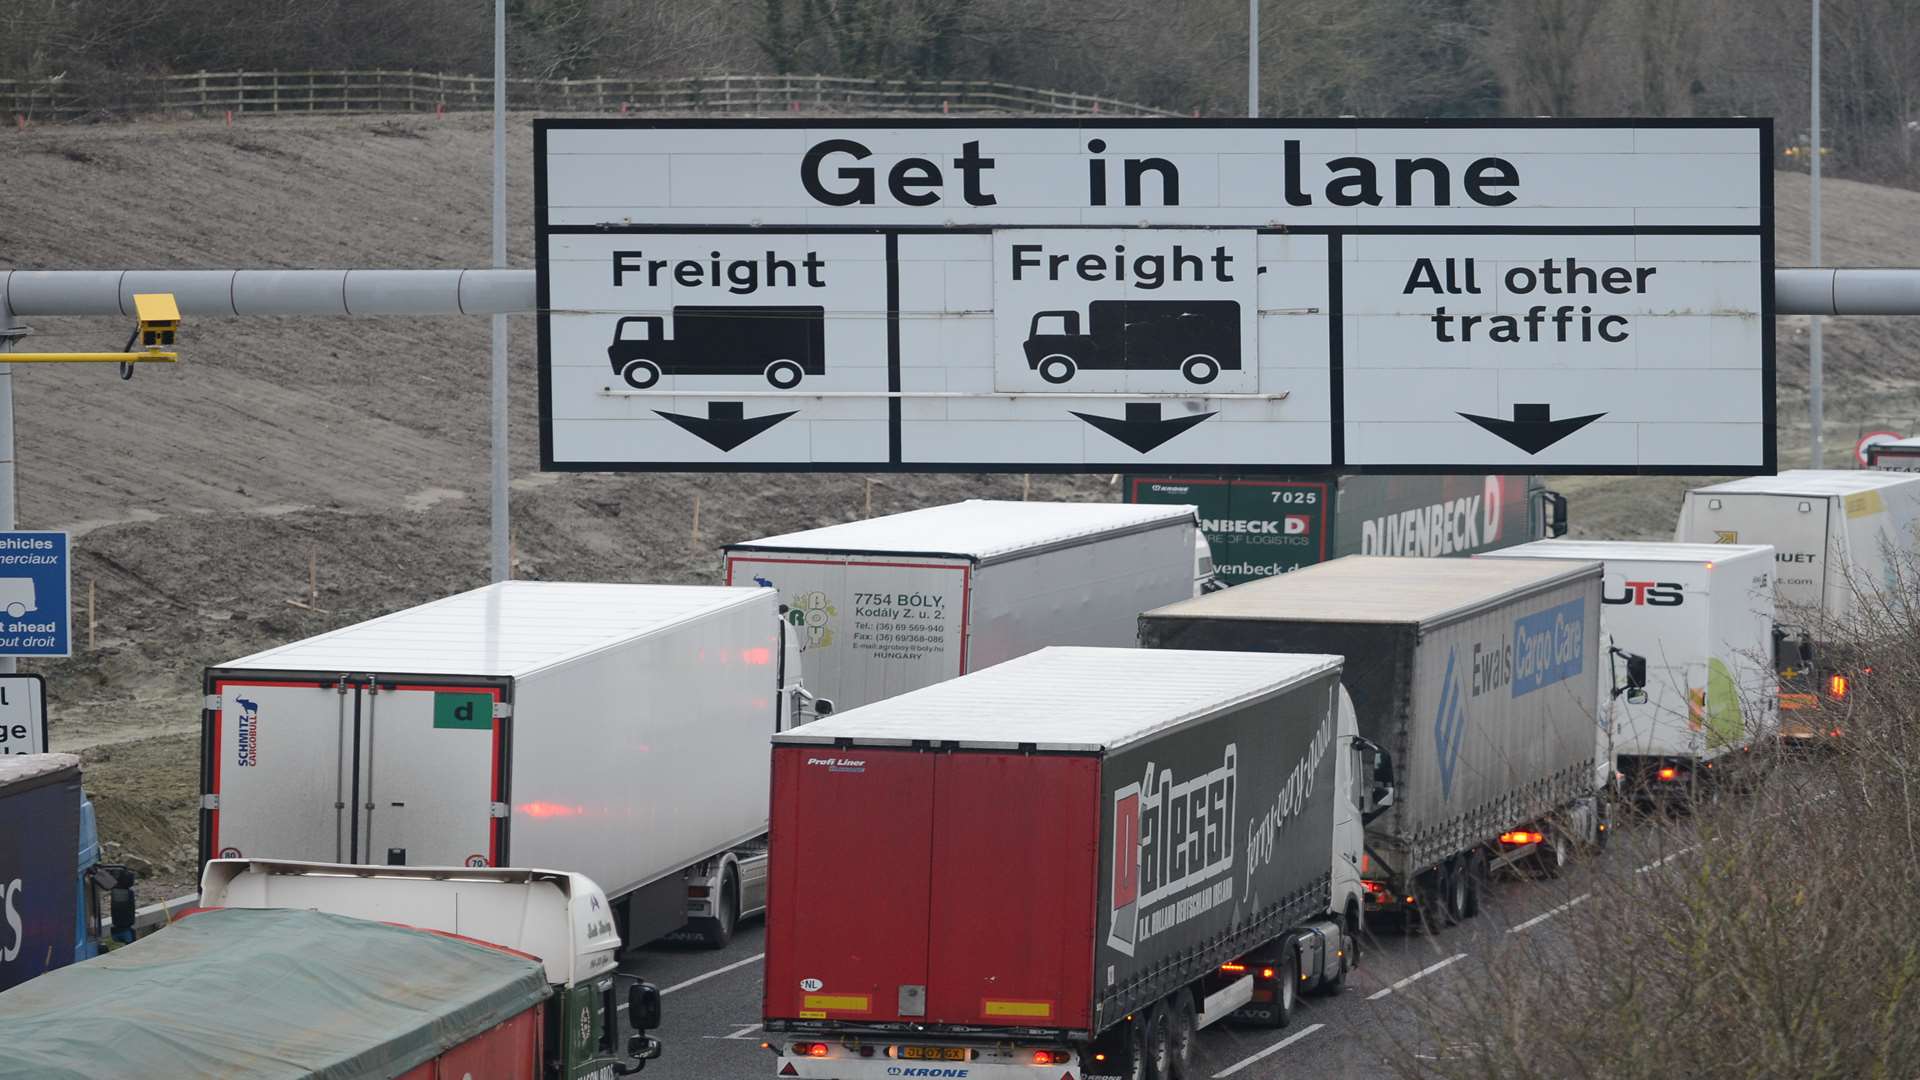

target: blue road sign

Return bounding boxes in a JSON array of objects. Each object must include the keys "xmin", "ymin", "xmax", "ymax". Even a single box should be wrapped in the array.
[{"xmin": 0, "ymin": 532, "xmax": 69, "ymax": 657}]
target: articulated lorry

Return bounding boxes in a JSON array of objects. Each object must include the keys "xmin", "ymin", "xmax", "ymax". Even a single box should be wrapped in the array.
[
  {"xmin": 202, "ymin": 581, "xmax": 810, "ymax": 949},
  {"xmin": 1867, "ymin": 436, "xmax": 1920, "ymax": 472},
  {"xmin": 1128, "ymin": 474, "xmax": 1562, "ymax": 585},
  {"xmin": 725, "ymin": 500, "xmax": 1200, "ymax": 715},
  {"xmin": 0, "ymin": 754, "xmax": 81, "ymax": 992},
  {"xmin": 0, "ymin": 859, "xmax": 663, "ymax": 1079},
  {"xmin": 762, "ymin": 646, "xmax": 1391, "ymax": 1080},
  {"xmin": 1479, "ymin": 541, "xmax": 1777, "ymax": 798},
  {"xmin": 1140, "ymin": 556, "xmax": 1606, "ymax": 926},
  {"xmin": 1676, "ymin": 470, "xmax": 1920, "ymax": 731}
]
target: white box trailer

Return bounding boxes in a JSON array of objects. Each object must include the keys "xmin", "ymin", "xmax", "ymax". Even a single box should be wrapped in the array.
[
  {"xmin": 723, "ymin": 500, "xmax": 1199, "ymax": 715},
  {"xmin": 1479, "ymin": 541, "xmax": 1777, "ymax": 794},
  {"xmin": 201, "ymin": 581, "xmax": 799, "ymax": 948},
  {"xmin": 1676, "ymin": 471, "xmax": 1920, "ymax": 626}
]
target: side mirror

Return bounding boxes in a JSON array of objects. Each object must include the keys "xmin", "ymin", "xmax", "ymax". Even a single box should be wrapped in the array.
[
  {"xmin": 1538, "ymin": 489, "xmax": 1570, "ymax": 538},
  {"xmin": 628, "ymin": 981, "xmax": 663, "ymax": 1031},
  {"xmin": 1608, "ymin": 647, "xmax": 1647, "ymax": 701},
  {"xmin": 1352, "ymin": 736, "xmax": 1395, "ymax": 826},
  {"xmin": 813, "ymin": 697, "xmax": 834, "ymax": 718}
]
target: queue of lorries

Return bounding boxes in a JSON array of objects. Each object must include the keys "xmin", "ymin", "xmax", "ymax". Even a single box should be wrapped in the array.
[{"xmin": 1, "ymin": 471, "xmax": 1915, "ymax": 1080}]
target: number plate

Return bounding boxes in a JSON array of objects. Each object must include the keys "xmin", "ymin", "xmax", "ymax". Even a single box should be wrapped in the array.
[{"xmin": 897, "ymin": 1046, "xmax": 969, "ymax": 1061}]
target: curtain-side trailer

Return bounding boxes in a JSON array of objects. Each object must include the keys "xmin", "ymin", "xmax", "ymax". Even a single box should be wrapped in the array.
[
  {"xmin": 761, "ymin": 647, "xmax": 1391, "ymax": 1080},
  {"xmin": 201, "ymin": 581, "xmax": 805, "ymax": 949},
  {"xmin": 1140, "ymin": 556, "xmax": 1603, "ymax": 927},
  {"xmin": 725, "ymin": 500, "xmax": 1199, "ymax": 715}
]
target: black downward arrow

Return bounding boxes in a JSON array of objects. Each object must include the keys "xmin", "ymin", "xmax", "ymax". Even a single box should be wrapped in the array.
[
  {"xmin": 655, "ymin": 402, "xmax": 797, "ymax": 452},
  {"xmin": 1458, "ymin": 403, "xmax": 1606, "ymax": 455},
  {"xmin": 1072, "ymin": 402, "xmax": 1216, "ymax": 453}
]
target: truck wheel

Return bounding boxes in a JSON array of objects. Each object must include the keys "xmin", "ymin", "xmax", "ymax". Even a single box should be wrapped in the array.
[
  {"xmin": 1272, "ymin": 949, "xmax": 1298, "ymax": 1027},
  {"xmin": 1180, "ymin": 354, "xmax": 1221, "ymax": 384},
  {"xmin": 1037, "ymin": 354, "xmax": 1077, "ymax": 384},
  {"xmin": 1445, "ymin": 859, "xmax": 1470, "ymax": 925},
  {"xmin": 1145, "ymin": 1004, "xmax": 1174, "ymax": 1080},
  {"xmin": 1167, "ymin": 993, "xmax": 1198, "ymax": 1079},
  {"xmin": 1126, "ymin": 1016, "xmax": 1153, "ymax": 1080},
  {"xmin": 688, "ymin": 866, "xmax": 738, "ymax": 949},
  {"xmin": 765, "ymin": 360, "xmax": 804, "ymax": 389},
  {"xmin": 620, "ymin": 360, "xmax": 661, "ymax": 390},
  {"xmin": 1462, "ymin": 852, "xmax": 1487, "ymax": 918}
]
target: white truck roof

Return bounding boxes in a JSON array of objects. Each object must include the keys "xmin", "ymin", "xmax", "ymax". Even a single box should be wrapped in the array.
[
  {"xmin": 726, "ymin": 500, "xmax": 1195, "ymax": 564},
  {"xmin": 1688, "ymin": 470, "xmax": 1920, "ymax": 497},
  {"xmin": 1146, "ymin": 554, "xmax": 1598, "ymax": 627},
  {"xmin": 773, "ymin": 645, "xmax": 1339, "ymax": 752},
  {"xmin": 1874, "ymin": 437, "xmax": 1920, "ymax": 450},
  {"xmin": 1484, "ymin": 539, "xmax": 1774, "ymax": 564},
  {"xmin": 0, "ymin": 753, "xmax": 79, "ymax": 787},
  {"xmin": 220, "ymin": 581, "xmax": 766, "ymax": 677}
]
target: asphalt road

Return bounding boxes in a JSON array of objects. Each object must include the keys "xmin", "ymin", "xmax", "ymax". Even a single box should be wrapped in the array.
[{"xmin": 620, "ymin": 821, "xmax": 1693, "ymax": 1080}]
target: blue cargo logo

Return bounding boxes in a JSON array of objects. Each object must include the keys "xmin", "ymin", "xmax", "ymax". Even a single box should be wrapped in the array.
[
  {"xmin": 1512, "ymin": 598, "xmax": 1586, "ymax": 698},
  {"xmin": 235, "ymin": 696, "xmax": 260, "ymax": 767},
  {"xmin": 1433, "ymin": 647, "xmax": 1468, "ymax": 800}
]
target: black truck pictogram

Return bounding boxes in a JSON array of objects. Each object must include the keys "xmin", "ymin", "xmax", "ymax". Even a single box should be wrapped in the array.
[
  {"xmin": 1021, "ymin": 300, "xmax": 1241, "ymax": 385},
  {"xmin": 607, "ymin": 306, "xmax": 826, "ymax": 390}
]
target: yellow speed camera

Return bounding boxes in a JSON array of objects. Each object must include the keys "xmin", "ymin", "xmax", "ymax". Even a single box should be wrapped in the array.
[{"xmin": 132, "ymin": 293, "xmax": 180, "ymax": 348}]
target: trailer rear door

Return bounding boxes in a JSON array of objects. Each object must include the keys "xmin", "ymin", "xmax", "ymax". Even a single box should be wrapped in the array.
[
  {"xmin": 765, "ymin": 747, "xmax": 937, "ymax": 1024},
  {"xmin": 359, "ymin": 682, "xmax": 504, "ymax": 869},
  {"xmin": 924, "ymin": 753, "xmax": 1097, "ymax": 1029},
  {"xmin": 206, "ymin": 678, "xmax": 352, "ymax": 863},
  {"xmin": 1680, "ymin": 493, "xmax": 1829, "ymax": 612}
]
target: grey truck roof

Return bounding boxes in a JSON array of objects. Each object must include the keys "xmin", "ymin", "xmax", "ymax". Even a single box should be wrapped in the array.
[
  {"xmin": 1144, "ymin": 554, "xmax": 1599, "ymax": 628},
  {"xmin": 726, "ymin": 500, "xmax": 1195, "ymax": 565},
  {"xmin": 1688, "ymin": 470, "xmax": 1920, "ymax": 497},
  {"xmin": 220, "ymin": 581, "xmax": 766, "ymax": 678},
  {"xmin": 773, "ymin": 645, "xmax": 1340, "ymax": 752}
]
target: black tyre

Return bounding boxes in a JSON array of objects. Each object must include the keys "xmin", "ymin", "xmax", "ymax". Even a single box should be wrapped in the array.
[
  {"xmin": 1038, "ymin": 354, "xmax": 1077, "ymax": 384},
  {"xmin": 1180, "ymin": 354, "xmax": 1221, "ymax": 384},
  {"xmin": 1273, "ymin": 949, "xmax": 1298, "ymax": 1027},
  {"xmin": 1445, "ymin": 860, "xmax": 1469, "ymax": 925},
  {"xmin": 688, "ymin": 866, "xmax": 737, "ymax": 949},
  {"xmin": 1461, "ymin": 852, "xmax": 1487, "ymax": 919},
  {"xmin": 1145, "ymin": 1004, "xmax": 1174, "ymax": 1080},
  {"xmin": 620, "ymin": 359, "xmax": 661, "ymax": 390},
  {"xmin": 765, "ymin": 359, "xmax": 804, "ymax": 389},
  {"xmin": 1127, "ymin": 1015, "xmax": 1153, "ymax": 1080},
  {"xmin": 1167, "ymin": 993, "xmax": 1198, "ymax": 1079}
]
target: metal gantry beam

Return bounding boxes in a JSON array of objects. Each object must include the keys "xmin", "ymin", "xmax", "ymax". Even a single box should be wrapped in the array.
[{"xmin": 6, "ymin": 267, "xmax": 1920, "ymax": 319}]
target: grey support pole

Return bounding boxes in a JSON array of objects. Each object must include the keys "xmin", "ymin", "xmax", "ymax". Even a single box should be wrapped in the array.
[
  {"xmin": 0, "ymin": 298, "xmax": 16, "ymax": 677},
  {"xmin": 1247, "ymin": 0, "xmax": 1259, "ymax": 118},
  {"xmin": 490, "ymin": 0, "xmax": 511, "ymax": 582},
  {"xmin": 1809, "ymin": 0, "xmax": 1824, "ymax": 467}
]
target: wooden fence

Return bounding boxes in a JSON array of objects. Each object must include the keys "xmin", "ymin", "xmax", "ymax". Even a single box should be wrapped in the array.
[{"xmin": 0, "ymin": 70, "xmax": 1179, "ymax": 120}]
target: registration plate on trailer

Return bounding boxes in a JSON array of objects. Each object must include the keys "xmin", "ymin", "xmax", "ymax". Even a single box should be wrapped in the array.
[{"xmin": 898, "ymin": 1046, "xmax": 970, "ymax": 1061}]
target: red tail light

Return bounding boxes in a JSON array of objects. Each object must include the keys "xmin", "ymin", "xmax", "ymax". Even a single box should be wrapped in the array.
[
  {"xmin": 1032, "ymin": 1050, "xmax": 1070, "ymax": 1065},
  {"xmin": 791, "ymin": 1043, "xmax": 829, "ymax": 1058}
]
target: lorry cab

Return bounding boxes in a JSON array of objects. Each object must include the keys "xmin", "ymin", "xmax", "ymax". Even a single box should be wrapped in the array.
[{"xmin": 200, "ymin": 858, "xmax": 662, "ymax": 1077}]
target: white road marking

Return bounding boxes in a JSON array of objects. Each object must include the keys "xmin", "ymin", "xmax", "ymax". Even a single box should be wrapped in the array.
[
  {"xmin": 1212, "ymin": 1022, "xmax": 1325, "ymax": 1077},
  {"xmin": 1508, "ymin": 892, "xmax": 1591, "ymax": 933},
  {"xmin": 703, "ymin": 1024, "xmax": 764, "ymax": 1041},
  {"xmin": 661, "ymin": 952, "xmax": 766, "ymax": 996},
  {"xmin": 1366, "ymin": 952, "xmax": 1468, "ymax": 1001},
  {"xmin": 1634, "ymin": 846, "xmax": 1697, "ymax": 874}
]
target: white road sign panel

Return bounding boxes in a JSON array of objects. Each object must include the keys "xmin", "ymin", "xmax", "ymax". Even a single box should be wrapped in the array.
[
  {"xmin": 0, "ymin": 675, "xmax": 48, "ymax": 756},
  {"xmin": 537, "ymin": 119, "xmax": 1772, "ymax": 474}
]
